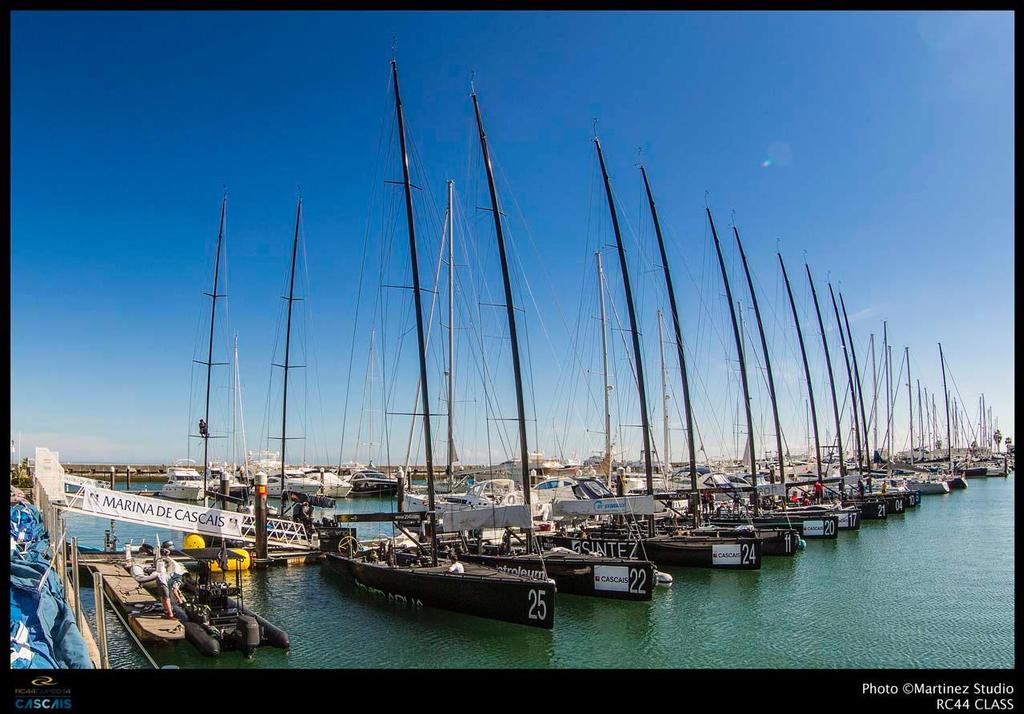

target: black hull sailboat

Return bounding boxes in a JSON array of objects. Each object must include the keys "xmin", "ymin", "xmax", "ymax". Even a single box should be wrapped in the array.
[
  {"xmin": 325, "ymin": 553, "xmax": 555, "ymax": 629},
  {"xmin": 458, "ymin": 551, "xmax": 656, "ymax": 601},
  {"xmin": 326, "ymin": 60, "xmax": 560, "ymax": 631},
  {"xmin": 538, "ymin": 532, "xmax": 763, "ymax": 570},
  {"xmin": 707, "ymin": 512, "xmax": 841, "ymax": 539}
]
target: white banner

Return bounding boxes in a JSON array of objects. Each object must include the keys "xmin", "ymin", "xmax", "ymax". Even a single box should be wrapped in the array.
[
  {"xmin": 79, "ymin": 486, "xmax": 244, "ymax": 538},
  {"xmin": 593, "ymin": 565, "xmax": 630, "ymax": 592},
  {"xmin": 711, "ymin": 543, "xmax": 742, "ymax": 566},
  {"xmin": 440, "ymin": 504, "xmax": 531, "ymax": 532},
  {"xmin": 802, "ymin": 519, "xmax": 825, "ymax": 537},
  {"xmin": 551, "ymin": 495, "xmax": 661, "ymax": 517}
]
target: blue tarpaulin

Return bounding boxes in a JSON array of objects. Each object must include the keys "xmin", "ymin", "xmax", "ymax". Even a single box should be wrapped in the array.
[{"xmin": 10, "ymin": 501, "xmax": 94, "ymax": 669}]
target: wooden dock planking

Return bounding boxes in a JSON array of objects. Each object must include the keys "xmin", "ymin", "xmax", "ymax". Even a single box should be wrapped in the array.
[{"xmin": 87, "ymin": 562, "xmax": 185, "ymax": 642}]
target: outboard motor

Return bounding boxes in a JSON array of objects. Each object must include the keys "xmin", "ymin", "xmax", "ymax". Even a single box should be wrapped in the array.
[{"xmin": 236, "ymin": 614, "xmax": 260, "ymax": 655}]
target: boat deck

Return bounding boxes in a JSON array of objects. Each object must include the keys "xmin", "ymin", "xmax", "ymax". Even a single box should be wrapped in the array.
[{"xmin": 83, "ymin": 560, "xmax": 185, "ymax": 643}]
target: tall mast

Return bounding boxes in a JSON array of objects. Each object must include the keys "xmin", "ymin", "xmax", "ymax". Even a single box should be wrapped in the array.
[
  {"xmin": 829, "ymin": 285, "xmax": 862, "ymax": 476},
  {"xmin": 708, "ymin": 209, "xmax": 758, "ymax": 514},
  {"xmin": 200, "ymin": 195, "xmax": 227, "ymax": 508},
  {"xmin": 734, "ymin": 226, "xmax": 786, "ymax": 492},
  {"xmin": 906, "ymin": 347, "xmax": 913, "ymax": 465},
  {"xmin": 780, "ymin": 253, "xmax": 821, "ymax": 484},
  {"xmin": 932, "ymin": 392, "xmax": 938, "ymax": 451},
  {"xmin": 596, "ymin": 251, "xmax": 613, "ymax": 487},
  {"xmin": 939, "ymin": 343, "xmax": 952, "ymax": 471},
  {"xmin": 471, "ymin": 88, "xmax": 535, "ymax": 548},
  {"xmin": 280, "ymin": 199, "xmax": 301, "ymax": 508},
  {"xmin": 806, "ymin": 266, "xmax": 845, "ymax": 480},
  {"xmin": 886, "ymin": 343, "xmax": 894, "ymax": 458},
  {"xmin": 921, "ymin": 379, "xmax": 929, "ymax": 450},
  {"xmin": 392, "ymin": 60, "xmax": 438, "ymax": 563},
  {"xmin": 595, "ymin": 137, "xmax": 655, "ymax": 530},
  {"xmin": 657, "ymin": 309, "xmax": 670, "ymax": 486},
  {"xmin": 446, "ymin": 180, "xmax": 455, "ymax": 485},
  {"xmin": 640, "ymin": 165, "xmax": 698, "ymax": 498},
  {"xmin": 367, "ymin": 329, "xmax": 375, "ymax": 466},
  {"xmin": 870, "ymin": 335, "xmax": 878, "ymax": 461},
  {"xmin": 233, "ymin": 334, "xmax": 249, "ymax": 479},
  {"xmin": 883, "ymin": 322, "xmax": 890, "ymax": 459},
  {"xmin": 839, "ymin": 293, "xmax": 872, "ymax": 473}
]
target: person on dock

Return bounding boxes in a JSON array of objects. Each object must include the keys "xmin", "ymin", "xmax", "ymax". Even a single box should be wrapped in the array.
[{"xmin": 153, "ymin": 554, "xmax": 177, "ymax": 619}]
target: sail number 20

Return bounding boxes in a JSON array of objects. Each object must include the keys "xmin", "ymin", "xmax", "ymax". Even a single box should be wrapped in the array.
[{"xmin": 528, "ymin": 589, "xmax": 547, "ymax": 621}]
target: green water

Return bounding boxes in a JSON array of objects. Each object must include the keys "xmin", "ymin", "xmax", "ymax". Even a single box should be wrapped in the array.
[{"xmin": 68, "ymin": 477, "xmax": 1014, "ymax": 668}]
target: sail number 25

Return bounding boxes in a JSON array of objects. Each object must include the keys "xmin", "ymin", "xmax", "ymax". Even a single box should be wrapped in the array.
[{"xmin": 528, "ymin": 589, "xmax": 547, "ymax": 621}]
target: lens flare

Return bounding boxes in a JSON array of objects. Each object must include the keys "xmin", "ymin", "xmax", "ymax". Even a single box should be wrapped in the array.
[{"xmin": 761, "ymin": 159, "xmax": 773, "ymax": 168}]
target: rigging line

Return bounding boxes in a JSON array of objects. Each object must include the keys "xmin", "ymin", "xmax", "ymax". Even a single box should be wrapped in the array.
[{"xmin": 338, "ymin": 66, "xmax": 394, "ymax": 469}]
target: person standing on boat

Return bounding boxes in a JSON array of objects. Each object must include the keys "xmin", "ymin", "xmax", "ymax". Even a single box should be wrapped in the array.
[
  {"xmin": 813, "ymin": 480, "xmax": 824, "ymax": 504},
  {"xmin": 857, "ymin": 479, "xmax": 865, "ymax": 497},
  {"xmin": 865, "ymin": 474, "xmax": 873, "ymax": 493}
]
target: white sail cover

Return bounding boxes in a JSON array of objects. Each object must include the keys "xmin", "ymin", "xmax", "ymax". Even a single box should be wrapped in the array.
[
  {"xmin": 439, "ymin": 504, "xmax": 531, "ymax": 532},
  {"xmin": 551, "ymin": 495, "xmax": 661, "ymax": 517}
]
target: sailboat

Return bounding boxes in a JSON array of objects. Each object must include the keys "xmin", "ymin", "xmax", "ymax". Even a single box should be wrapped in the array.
[
  {"xmin": 325, "ymin": 59, "xmax": 556, "ymax": 628},
  {"xmin": 539, "ymin": 145, "xmax": 769, "ymax": 568},
  {"xmin": 446, "ymin": 86, "xmax": 657, "ymax": 600}
]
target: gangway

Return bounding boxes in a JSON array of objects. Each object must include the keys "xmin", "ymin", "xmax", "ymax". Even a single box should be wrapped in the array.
[{"xmin": 34, "ymin": 447, "xmax": 312, "ymax": 548}]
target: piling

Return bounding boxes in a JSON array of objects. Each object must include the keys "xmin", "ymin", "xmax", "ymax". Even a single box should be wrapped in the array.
[
  {"xmin": 220, "ymin": 469, "xmax": 230, "ymax": 511},
  {"xmin": 255, "ymin": 471, "xmax": 268, "ymax": 560},
  {"xmin": 126, "ymin": 465, "xmax": 131, "ymax": 490},
  {"xmin": 92, "ymin": 572, "xmax": 109, "ymax": 669},
  {"xmin": 71, "ymin": 537, "xmax": 82, "ymax": 632},
  {"xmin": 110, "ymin": 465, "xmax": 116, "ymax": 490}
]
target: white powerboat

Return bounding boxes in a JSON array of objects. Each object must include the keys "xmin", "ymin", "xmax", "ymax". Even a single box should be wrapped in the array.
[{"xmin": 160, "ymin": 459, "xmax": 205, "ymax": 501}]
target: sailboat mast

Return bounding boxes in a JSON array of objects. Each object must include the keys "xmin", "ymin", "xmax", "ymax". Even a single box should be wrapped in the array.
[
  {"xmin": 906, "ymin": 347, "xmax": 914, "ymax": 465},
  {"xmin": 201, "ymin": 195, "xmax": 227, "ymax": 508},
  {"xmin": 886, "ymin": 343, "xmax": 894, "ymax": 458},
  {"xmin": 870, "ymin": 334, "xmax": 878, "ymax": 461},
  {"xmin": 639, "ymin": 166, "xmax": 699, "ymax": 497},
  {"xmin": 471, "ymin": 89, "xmax": 535, "ymax": 548},
  {"xmin": 939, "ymin": 343, "xmax": 952, "ymax": 471},
  {"xmin": 735, "ymin": 227, "xmax": 786, "ymax": 491},
  {"xmin": 779, "ymin": 253, "xmax": 821, "ymax": 483},
  {"xmin": 657, "ymin": 309, "xmax": 670, "ymax": 485},
  {"xmin": 391, "ymin": 60, "xmax": 439, "ymax": 563},
  {"xmin": 596, "ymin": 251, "xmax": 613, "ymax": 486},
  {"xmin": 806, "ymin": 266, "xmax": 846, "ymax": 480},
  {"xmin": 708, "ymin": 209, "xmax": 758, "ymax": 513},
  {"xmin": 839, "ymin": 293, "xmax": 872, "ymax": 474},
  {"xmin": 883, "ymin": 321, "xmax": 890, "ymax": 459},
  {"xmin": 367, "ymin": 329, "xmax": 375, "ymax": 465},
  {"xmin": 828, "ymin": 285, "xmax": 862, "ymax": 477},
  {"xmin": 595, "ymin": 138, "xmax": 655, "ymax": 530},
  {"xmin": 446, "ymin": 180, "xmax": 455, "ymax": 482},
  {"xmin": 280, "ymin": 199, "xmax": 301, "ymax": 507},
  {"xmin": 921, "ymin": 379, "xmax": 929, "ymax": 450}
]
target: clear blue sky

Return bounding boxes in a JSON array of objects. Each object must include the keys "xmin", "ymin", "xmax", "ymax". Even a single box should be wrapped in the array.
[{"xmin": 11, "ymin": 11, "xmax": 1014, "ymax": 465}]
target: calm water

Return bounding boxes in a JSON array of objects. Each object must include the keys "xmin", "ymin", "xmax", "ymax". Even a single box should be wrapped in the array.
[{"xmin": 67, "ymin": 477, "xmax": 1014, "ymax": 669}]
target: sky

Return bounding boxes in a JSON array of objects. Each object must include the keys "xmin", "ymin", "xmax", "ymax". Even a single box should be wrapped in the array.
[{"xmin": 10, "ymin": 11, "xmax": 1015, "ymax": 466}]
